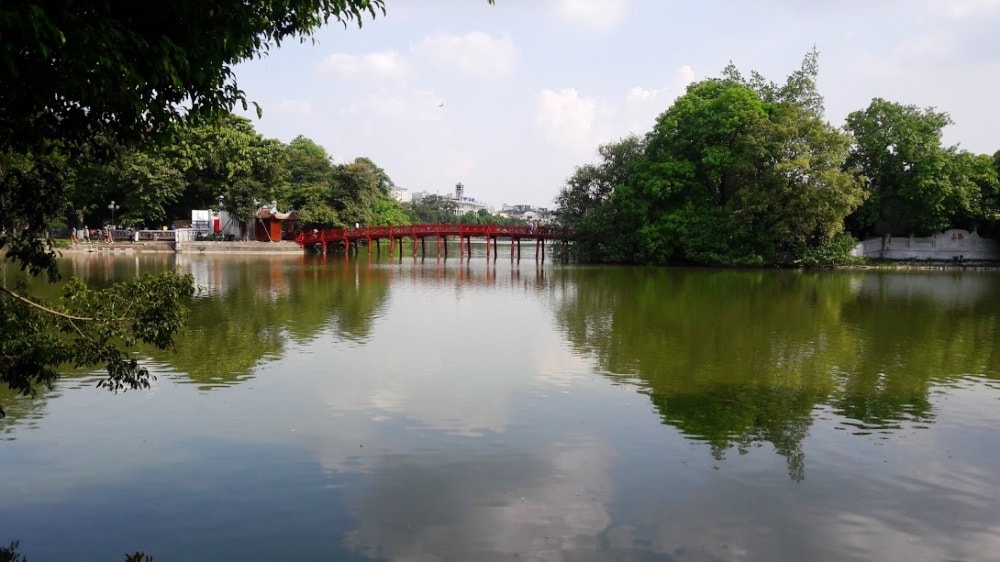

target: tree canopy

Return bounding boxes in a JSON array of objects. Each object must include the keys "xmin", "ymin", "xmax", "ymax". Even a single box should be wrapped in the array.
[
  {"xmin": 844, "ymin": 98, "xmax": 999, "ymax": 236},
  {"xmin": 1, "ymin": 1, "xmax": 386, "ymax": 151}
]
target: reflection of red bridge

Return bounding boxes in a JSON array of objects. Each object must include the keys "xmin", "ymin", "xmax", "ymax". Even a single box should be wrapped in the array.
[{"xmin": 296, "ymin": 224, "xmax": 569, "ymax": 260}]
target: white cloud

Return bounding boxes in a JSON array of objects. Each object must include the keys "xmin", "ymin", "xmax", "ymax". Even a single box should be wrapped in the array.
[
  {"xmin": 626, "ymin": 86, "xmax": 658, "ymax": 104},
  {"xmin": 319, "ymin": 51, "xmax": 407, "ymax": 79},
  {"xmin": 928, "ymin": 0, "xmax": 1000, "ymax": 19},
  {"xmin": 618, "ymin": 66, "xmax": 697, "ymax": 136},
  {"xmin": 344, "ymin": 437, "xmax": 617, "ymax": 559},
  {"xmin": 892, "ymin": 29, "xmax": 957, "ymax": 59},
  {"xmin": 677, "ymin": 65, "xmax": 696, "ymax": 90},
  {"xmin": 536, "ymin": 88, "xmax": 598, "ymax": 148},
  {"xmin": 340, "ymin": 89, "xmax": 444, "ymax": 125},
  {"xmin": 625, "ymin": 66, "xmax": 695, "ymax": 105},
  {"xmin": 555, "ymin": 0, "xmax": 629, "ymax": 29},
  {"xmin": 412, "ymin": 32, "xmax": 518, "ymax": 77},
  {"xmin": 439, "ymin": 149, "xmax": 477, "ymax": 182},
  {"xmin": 272, "ymin": 97, "xmax": 313, "ymax": 117}
]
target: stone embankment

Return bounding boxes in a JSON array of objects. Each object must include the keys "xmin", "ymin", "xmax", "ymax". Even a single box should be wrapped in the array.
[{"xmin": 62, "ymin": 240, "xmax": 302, "ymax": 254}]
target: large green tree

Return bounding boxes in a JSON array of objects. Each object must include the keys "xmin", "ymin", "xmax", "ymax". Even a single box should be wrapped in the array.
[
  {"xmin": 281, "ymin": 136, "xmax": 342, "ymax": 227},
  {"xmin": 64, "ymin": 142, "xmax": 188, "ymax": 229},
  {"xmin": 844, "ymin": 98, "xmax": 960, "ymax": 236},
  {"xmin": 164, "ymin": 114, "xmax": 287, "ymax": 237},
  {"xmin": 945, "ymin": 150, "xmax": 1000, "ymax": 233},
  {"xmin": 559, "ymin": 52, "xmax": 865, "ymax": 266},
  {"xmin": 408, "ymin": 194, "xmax": 459, "ymax": 224},
  {"xmin": 556, "ymin": 135, "xmax": 645, "ymax": 223},
  {"xmin": 736, "ymin": 103, "xmax": 865, "ymax": 255},
  {"xmin": 627, "ymin": 78, "xmax": 774, "ymax": 264},
  {"xmin": 0, "ymin": 0, "xmax": 393, "ymax": 415},
  {"xmin": 333, "ymin": 157, "xmax": 397, "ymax": 226},
  {"xmin": 554, "ymin": 136, "xmax": 645, "ymax": 262},
  {"xmin": 282, "ymin": 143, "xmax": 409, "ymax": 228}
]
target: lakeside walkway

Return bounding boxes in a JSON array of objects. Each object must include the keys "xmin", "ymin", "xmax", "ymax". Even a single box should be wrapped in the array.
[{"xmin": 61, "ymin": 240, "xmax": 303, "ymax": 254}]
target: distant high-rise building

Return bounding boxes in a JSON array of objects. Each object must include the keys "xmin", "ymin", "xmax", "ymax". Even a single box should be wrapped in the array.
[{"xmin": 390, "ymin": 185, "xmax": 408, "ymax": 202}]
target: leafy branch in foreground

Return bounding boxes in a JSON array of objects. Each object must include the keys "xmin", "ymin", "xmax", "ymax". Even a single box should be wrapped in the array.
[
  {"xmin": 0, "ymin": 271, "xmax": 194, "ymax": 417},
  {"xmin": 0, "ymin": 540, "xmax": 27, "ymax": 562},
  {"xmin": 0, "ymin": 539, "xmax": 152, "ymax": 562}
]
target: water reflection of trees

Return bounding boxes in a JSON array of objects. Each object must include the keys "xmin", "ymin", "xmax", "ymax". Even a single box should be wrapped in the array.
[
  {"xmin": 0, "ymin": 384, "xmax": 50, "ymax": 439},
  {"xmin": 140, "ymin": 255, "xmax": 392, "ymax": 388},
  {"xmin": 153, "ymin": 255, "xmax": 552, "ymax": 389},
  {"xmin": 3, "ymin": 254, "xmax": 394, "ymax": 413},
  {"xmin": 552, "ymin": 268, "xmax": 1000, "ymax": 481},
  {"xmin": 834, "ymin": 273, "xmax": 1000, "ymax": 428}
]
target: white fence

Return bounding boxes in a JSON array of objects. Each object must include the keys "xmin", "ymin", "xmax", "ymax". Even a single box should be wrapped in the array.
[
  {"xmin": 127, "ymin": 228, "xmax": 198, "ymax": 242},
  {"xmin": 852, "ymin": 229, "xmax": 1000, "ymax": 261}
]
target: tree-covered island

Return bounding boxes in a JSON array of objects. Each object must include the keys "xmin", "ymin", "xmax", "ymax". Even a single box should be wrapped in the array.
[{"xmin": 555, "ymin": 50, "xmax": 1000, "ymax": 266}]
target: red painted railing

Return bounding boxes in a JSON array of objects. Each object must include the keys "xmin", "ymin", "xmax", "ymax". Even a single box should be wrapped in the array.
[{"xmin": 296, "ymin": 223, "xmax": 567, "ymax": 246}]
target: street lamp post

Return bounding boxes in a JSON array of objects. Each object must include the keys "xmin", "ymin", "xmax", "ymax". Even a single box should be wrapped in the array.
[
  {"xmin": 217, "ymin": 195, "xmax": 225, "ymax": 239},
  {"xmin": 107, "ymin": 200, "xmax": 120, "ymax": 228}
]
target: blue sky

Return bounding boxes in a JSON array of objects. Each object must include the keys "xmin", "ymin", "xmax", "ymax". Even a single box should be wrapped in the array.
[{"xmin": 233, "ymin": 0, "xmax": 1000, "ymax": 209}]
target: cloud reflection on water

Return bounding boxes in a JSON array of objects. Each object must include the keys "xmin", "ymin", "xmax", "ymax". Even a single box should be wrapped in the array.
[{"xmin": 343, "ymin": 436, "xmax": 616, "ymax": 561}]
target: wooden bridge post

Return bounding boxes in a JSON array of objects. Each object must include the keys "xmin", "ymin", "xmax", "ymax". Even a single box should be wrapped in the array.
[
  {"xmin": 459, "ymin": 234, "xmax": 464, "ymax": 259},
  {"xmin": 510, "ymin": 236, "xmax": 515, "ymax": 261},
  {"xmin": 466, "ymin": 236, "xmax": 472, "ymax": 259},
  {"xmin": 535, "ymin": 238, "xmax": 540, "ymax": 261}
]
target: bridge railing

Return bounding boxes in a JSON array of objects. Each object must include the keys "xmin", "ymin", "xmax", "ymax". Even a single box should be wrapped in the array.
[{"xmin": 295, "ymin": 223, "xmax": 569, "ymax": 246}]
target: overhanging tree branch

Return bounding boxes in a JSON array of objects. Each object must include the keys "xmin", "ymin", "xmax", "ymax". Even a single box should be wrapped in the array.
[{"xmin": 0, "ymin": 285, "xmax": 94, "ymax": 322}]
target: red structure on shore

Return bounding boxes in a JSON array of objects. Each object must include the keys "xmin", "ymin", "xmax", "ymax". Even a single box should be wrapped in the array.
[{"xmin": 296, "ymin": 224, "xmax": 568, "ymax": 261}]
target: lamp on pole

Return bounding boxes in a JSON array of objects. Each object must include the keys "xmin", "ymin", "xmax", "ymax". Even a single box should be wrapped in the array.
[
  {"xmin": 216, "ymin": 195, "xmax": 225, "ymax": 238},
  {"xmin": 107, "ymin": 200, "xmax": 119, "ymax": 228}
]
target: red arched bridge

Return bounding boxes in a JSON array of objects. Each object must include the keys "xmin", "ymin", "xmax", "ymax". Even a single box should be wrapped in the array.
[{"xmin": 296, "ymin": 223, "xmax": 569, "ymax": 260}]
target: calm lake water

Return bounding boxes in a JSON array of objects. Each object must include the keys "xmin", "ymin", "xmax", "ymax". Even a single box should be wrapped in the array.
[{"xmin": 2, "ymin": 251, "xmax": 1000, "ymax": 561}]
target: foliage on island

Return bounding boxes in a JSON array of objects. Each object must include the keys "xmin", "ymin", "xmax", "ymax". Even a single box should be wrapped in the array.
[{"xmin": 555, "ymin": 50, "xmax": 1000, "ymax": 266}]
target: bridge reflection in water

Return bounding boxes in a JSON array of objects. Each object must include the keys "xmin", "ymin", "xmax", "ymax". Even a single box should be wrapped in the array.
[{"xmin": 296, "ymin": 223, "xmax": 569, "ymax": 261}]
